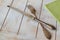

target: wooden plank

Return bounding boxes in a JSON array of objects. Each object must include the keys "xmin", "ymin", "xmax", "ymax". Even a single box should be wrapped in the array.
[
  {"xmin": 0, "ymin": 0, "xmax": 28, "ymax": 40},
  {"xmin": 0, "ymin": 0, "xmax": 58, "ymax": 40},
  {"xmin": 2, "ymin": 0, "xmax": 27, "ymax": 34},
  {"xmin": 20, "ymin": 0, "xmax": 46, "ymax": 40},
  {"xmin": 56, "ymin": 22, "xmax": 60, "ymax": 40},
  {"xmin": 40, "ymin": 0, "xmax": 57, "ymax": 40},
  {"xmin": 0, "ymin": 0, "xmax": 12, "ymax": 28}
]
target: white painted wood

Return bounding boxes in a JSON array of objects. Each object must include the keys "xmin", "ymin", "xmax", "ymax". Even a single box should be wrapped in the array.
[
  {"xmin": 39, "ymin": 0, "xmax": 57, "ymax": 40},
  {"xmin": 0, "ymin": 0, "xmax": 12, "ymax": 28},
  {"xmin": 3, "ymin": 0, "xmax": 28, "ymax": 34},
  {"xmin": 20, "ymin": 0, "xmax": 41, "ymax": 39},
  {"xmin": 56, "ymin": 22, "xmax": 60, "ymax": 40},
  {"xmin": 0, "ymin": 0, "xmax": 59, "ymax": 40}
]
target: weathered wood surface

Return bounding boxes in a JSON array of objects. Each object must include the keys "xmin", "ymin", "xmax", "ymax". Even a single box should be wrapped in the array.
[{"xmin": 0, "ymin": 0, "xmax": 59, "ymax": 40}]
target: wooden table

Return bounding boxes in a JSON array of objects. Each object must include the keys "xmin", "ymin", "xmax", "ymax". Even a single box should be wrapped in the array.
[{"xmin": 0, "ymin": 0, "xmax": 60, "ymax": 40}]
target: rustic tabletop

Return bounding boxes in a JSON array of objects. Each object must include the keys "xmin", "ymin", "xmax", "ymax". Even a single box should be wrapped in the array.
[{"xmin": 0, "ymin": 0, "xmax": 60, "ymax": 40}]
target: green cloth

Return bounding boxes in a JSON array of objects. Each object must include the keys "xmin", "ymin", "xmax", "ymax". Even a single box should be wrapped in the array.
[{"xmin": 46, "ymin": 0, "xmax": 60, "ymax": 23}]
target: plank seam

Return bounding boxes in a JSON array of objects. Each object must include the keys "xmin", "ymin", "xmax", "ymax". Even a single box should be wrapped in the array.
[
  {"xmin": 0, "ymin": 0, "xmax": 14, "ymax": 31},
  {"xmin": 17, "ymin": 0, "xmax": 29, "ymax": 35}
]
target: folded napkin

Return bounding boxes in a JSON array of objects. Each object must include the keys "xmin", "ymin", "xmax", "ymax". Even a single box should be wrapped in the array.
[{"xmin": 46, "ymin": 0, "xmax": 60, "ymax": 23}]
